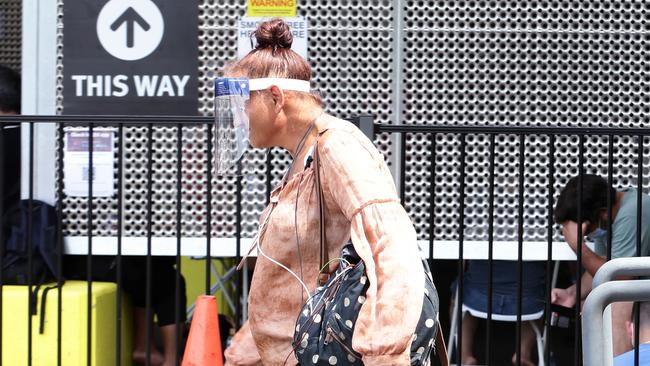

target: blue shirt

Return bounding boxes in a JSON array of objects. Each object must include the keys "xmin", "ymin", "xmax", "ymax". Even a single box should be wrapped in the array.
[
  {"xmin": 614, "ymin": 343, "xmax": 650, "ymax": 366},
  {"xmin": 594, "ymin": 188, "xmax": 650, "ymax": 259}
]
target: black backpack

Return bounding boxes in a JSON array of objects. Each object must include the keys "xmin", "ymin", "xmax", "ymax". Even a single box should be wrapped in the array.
[{"xmin": 2, "ymin": 199, "xmax": 62, "ymax": 333}]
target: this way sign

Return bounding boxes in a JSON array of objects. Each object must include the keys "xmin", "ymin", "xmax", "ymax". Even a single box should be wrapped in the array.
[{"xmin": 63, "ymin": 0, "xmax": 198, "ymax": 115}]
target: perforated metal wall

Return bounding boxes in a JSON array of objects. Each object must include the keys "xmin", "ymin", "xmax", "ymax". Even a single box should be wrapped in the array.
[
  {"xmin": 58, "ymin": 0, "xmax": 396, "ymax": 238},
  {"xmin": 0, "ymin": 0, "xmax": 21, "ymax": 70},
  {"xmin": 57, "ymin": 1, "xmax": 649, "ymax": 242},
  {"xmin": 402, "ymin": 1, "xmax": 650, "ymax": 241}
]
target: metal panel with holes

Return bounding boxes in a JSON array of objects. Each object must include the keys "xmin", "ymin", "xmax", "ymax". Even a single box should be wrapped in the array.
[
  {"xmin": 55, "ymin": 1, "xmax": 649, "ymax": 243},
  {"xmin": 0, "ymin": 0, "xmax": 21, "ymax": 71},
  {"xmin": 402, "ymin": 1, "xmax": 649, "ymax": 241}
]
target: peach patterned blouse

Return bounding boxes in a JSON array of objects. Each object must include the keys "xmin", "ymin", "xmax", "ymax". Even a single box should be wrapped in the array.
[{"xmin": 224, "ymin": 116, "xmax": 425, "ymax": 366}]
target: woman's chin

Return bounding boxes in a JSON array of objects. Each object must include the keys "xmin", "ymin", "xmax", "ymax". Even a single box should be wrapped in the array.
[
  {"xmin": 249, "ymin": 140, "xmax": 263, "ymax": 149},
  {"xmin": 250, "ymin": 138, "xmax": 270, "ymax": 149}
]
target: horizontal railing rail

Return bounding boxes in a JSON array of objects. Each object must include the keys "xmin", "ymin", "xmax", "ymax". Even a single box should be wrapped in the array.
[{"xmin": 1, "ymin": 114, "xmax": 649, "ymax": 366}]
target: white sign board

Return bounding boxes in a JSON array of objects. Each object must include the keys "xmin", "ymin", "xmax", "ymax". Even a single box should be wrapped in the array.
[
  {"xmin": 237, "ymin": 17, "xmax": 308, "ymax": 59},
  {"xmin": 63, "ymin": 128, "xmax": 115, "ymax": 197}
]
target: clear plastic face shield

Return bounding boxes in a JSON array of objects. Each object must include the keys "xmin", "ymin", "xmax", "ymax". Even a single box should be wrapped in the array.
[{"xmin": 214, "ymin": 77, "xmax": 311, "ymax": 175}]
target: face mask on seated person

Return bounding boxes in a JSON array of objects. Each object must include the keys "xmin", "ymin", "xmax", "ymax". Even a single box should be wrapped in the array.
[{"xmin": 587, "ymin": 227, "xmax": 608, "ymax": 242}]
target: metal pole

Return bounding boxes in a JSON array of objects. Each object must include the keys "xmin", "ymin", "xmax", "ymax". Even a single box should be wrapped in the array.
[
  {"xmin": 593, "ymin": 257, "xmax": 650, "ymax": 289},
  {"xmin": 582, "ymin": 279, "xmax": 650, "ymax": 366}
]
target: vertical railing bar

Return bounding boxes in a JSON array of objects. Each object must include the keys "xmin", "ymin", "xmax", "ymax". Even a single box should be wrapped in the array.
[
  {"xmin": 0, "ymin": 125, "xmax": 6, "ymax": 364},
  {"xmin": 262, "ymin": 149, "xmax": 273, "ymax": 321},
  {"xmin": 235, "ymin": 162, "xmax": 243, "ymax": 326},
  {"xmin": 145, "ymin": 123, "xmax": 154, "ymax": 366},
  {"xmin": 457, "ymin": 133, "xmax": 467, "ymax": 364},
  {"xmin": 636, "ymin": 134, "xmax": 643, "ymax": 258},
  {"xmin": 486, "ymin": 133, "xmax": 496, "ymax": 366},
  {"xmin": 265, "ymin": 150, "xmax": 272, "ymax": 203},
  {"xmin": 0, "ymin": 117, "xmax": 4, "ymax": 366},
  {"xmin": 400, "ymin": 132, "xmax": 407, "ymax": 206},
  {"xmin": 544, "ymin": 134, "xmax": 556, "ymax": 364},
  {"xmin": 56, "ymin": 122, "xmax": 65, "ymax": 366},
  {"xmin": 634, "ymin": 135, "xmax": 643, "ymax": 365},
  {"xmin": 634, "ymin": 302, "xmax": 640, "ymax": 366},
  {"xmin": 427, "ymin": 134, "xmax": 436, "ymax": 261},
  {"xmin": 607, "ymin": 135, "xmax": 614, "ymax": 260},
  {"xmin": 515, "ymin": 134, "xmax": 525, "ymax": 366},
  {"xmin": 0, "ymin": 128, "xmax": 4, "ymax": 366},
  {"xmin": 86, "ymin": 122, "xmax": 94, "ymax": 366},
  {"xmin": 205, "ymin": 124, "xmax": 213, "ymax": 296},
  {"xmin": 175, "ymin": 124, "xmax": 183, "ymax": 365},
  {"xmin": 115, "ymin": 123, "xmax": 124, "ymax": 366},
  {"xmin": 575, "ymin": 134, "xmax": 584, "ymax": 366},
  {"xmin": 27, "ymin": 122, "xmax": 34, "ymax": 366},
  {"xmin": 263, "ymin": 148, "xmax": 273, "ymax": 320},
  {"xmin": 426, "ymin": 133, "xmax": 436, "ymax": 365}
]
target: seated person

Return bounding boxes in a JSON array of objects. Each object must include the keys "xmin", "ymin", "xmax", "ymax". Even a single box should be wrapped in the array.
[
  {"xmin": 64, "ymin": 255, "xmax": 186, "ymax": 366},
  {"xmin": 615, "ymin": 301, "xmax": 650, "ymax": 366},
  {"xmin": 454, "ymin": 260, "xmax": 546, "ymax": 366},
  {"xmin": 552, "ymin": 174, "xmax": 650, "ymax": 356}
]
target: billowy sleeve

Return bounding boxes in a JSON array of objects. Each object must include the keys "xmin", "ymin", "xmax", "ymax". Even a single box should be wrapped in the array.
[
  {"xmin": 319, "ymin": 130, "xmax": 424, "ymax": 365},
  {"xmin": 224, "ymin": 320, "xmax": 263, "ymax": 366}
]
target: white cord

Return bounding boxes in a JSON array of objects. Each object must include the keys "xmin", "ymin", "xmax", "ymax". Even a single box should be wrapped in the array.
[{"xmin": 257, "ymin": 241, "xmax": 313, "ymax": 301}]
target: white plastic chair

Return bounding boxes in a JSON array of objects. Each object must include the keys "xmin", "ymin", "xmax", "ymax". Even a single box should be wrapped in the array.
[{"xmin": 447, "ymin": 261, "xmax": 560, "ymax": 366}]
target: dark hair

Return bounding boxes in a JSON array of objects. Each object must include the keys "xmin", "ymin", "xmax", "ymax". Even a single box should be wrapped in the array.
[
  {"xmin": 254, "ymin": 18, "xmax": 293, "ymax": 50},
  {"xmin": 0, "ymin": 65, "xmax": 20, "ymax": 114},
  {"xmin": 225, "ymin": 18, "xmax": 321, "ymax": 105},
  {"xmin": 554, "ymin": 174, "xmax": 616, "ymax": 224}
]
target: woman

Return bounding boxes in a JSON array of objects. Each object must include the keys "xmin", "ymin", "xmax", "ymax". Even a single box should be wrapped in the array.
[{"xmin": 223, "ymin": 19, "xmax": 430, "ymax": 365}]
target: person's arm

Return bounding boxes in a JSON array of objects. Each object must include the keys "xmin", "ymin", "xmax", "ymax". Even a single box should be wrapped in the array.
[
  {"xmin": 578, "ymin": 245, "xmax": 607, "ymax": 277},
  {"xmin": 561, "ymin": 221, "xmax": 607, "ymax": 276},
  {"xmin": 319, "ymin": 129, "xmax": 423, "ymax": 365},
  {"xmin": 224, "ymin": 321, "xmax": 263, "ymax": 366},
  {"xmin": 552, "ymin": 271, "xmax": 593, "ymax": 307}
]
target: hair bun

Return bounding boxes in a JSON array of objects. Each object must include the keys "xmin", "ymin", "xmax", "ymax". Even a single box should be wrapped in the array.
[{"xmin": 254, "ymin": 18, "xmax": 293, "ymax": 50}]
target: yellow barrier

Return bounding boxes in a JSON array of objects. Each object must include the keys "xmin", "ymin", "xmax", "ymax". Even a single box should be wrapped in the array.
[{"xmin": 1, "ymin": 281, "xmax": 132, "ymax": 366}]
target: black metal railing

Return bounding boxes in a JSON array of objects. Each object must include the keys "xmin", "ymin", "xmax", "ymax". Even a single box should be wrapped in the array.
[{"xmin": 1, "ymin": 114, "xmax": 648, "ymax": 366}]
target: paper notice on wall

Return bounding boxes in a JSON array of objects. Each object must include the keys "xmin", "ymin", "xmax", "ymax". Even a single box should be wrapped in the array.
[
  {"xmin": 237, "ymin": 16, "xmax": 307, "ymax": 59},
  {"xmin": 63, "ymin": 128, "xmax": 115, "ymax": 197}
]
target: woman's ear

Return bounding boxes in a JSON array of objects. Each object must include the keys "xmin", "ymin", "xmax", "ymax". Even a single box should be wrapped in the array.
[{"xmin": 268, "ymin": 85, "xmax": 285, "ymax": 113}]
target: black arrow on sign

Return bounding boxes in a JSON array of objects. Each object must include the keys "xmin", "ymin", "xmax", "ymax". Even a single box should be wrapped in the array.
[{"xmin": 110, "ymin": 7, "xmax": 150, "ymax": 48}]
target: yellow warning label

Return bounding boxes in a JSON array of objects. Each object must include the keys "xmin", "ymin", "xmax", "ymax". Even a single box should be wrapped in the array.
[{"xmin": 247, "ymin": 0, "xmax": 297, "ymax": 17}]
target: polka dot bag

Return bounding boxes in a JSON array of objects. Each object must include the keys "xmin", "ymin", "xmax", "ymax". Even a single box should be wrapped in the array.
[{"xmin": 292, "ymin": 243, "xmax": 444, "ymax": 365}]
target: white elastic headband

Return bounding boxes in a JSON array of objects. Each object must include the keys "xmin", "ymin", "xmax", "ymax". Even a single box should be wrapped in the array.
[{"xmin": 249, "ymin": 78, "xmax": 311, "ymax": 93}]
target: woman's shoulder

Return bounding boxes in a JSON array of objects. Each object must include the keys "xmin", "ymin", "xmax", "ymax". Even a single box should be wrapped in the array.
[{"xmin": 317, "ymin": 115, "xmax": 377, "ymax": 155}]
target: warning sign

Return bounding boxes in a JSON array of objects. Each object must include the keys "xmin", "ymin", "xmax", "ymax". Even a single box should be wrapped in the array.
[
  {"xmin": 247, "ymin": 0, "xmax": 297, "ymax": 17},
  {"xmin": 238, "ymin": 17, "xmax": 307, "ymax": 59}
]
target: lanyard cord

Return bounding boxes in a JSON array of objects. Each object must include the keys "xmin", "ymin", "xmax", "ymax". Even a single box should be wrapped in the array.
[{"xmin": 281, "ymin": 113, "xmax": 320, "ymax": 188}]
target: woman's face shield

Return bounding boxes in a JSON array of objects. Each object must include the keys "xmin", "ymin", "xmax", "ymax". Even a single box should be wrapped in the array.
[
  {"xmin": 213, "ymin": 77, "xmax": 311, "ymax": 175},
  {"xmin": 214, "ymin": 78, "xmax": 251, "ymax": 176}
]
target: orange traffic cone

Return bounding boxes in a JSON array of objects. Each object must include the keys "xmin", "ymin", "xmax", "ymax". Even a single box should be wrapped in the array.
[{"xmin": 182, "ymin": 295, "xmax": 223, "ymax": 366}]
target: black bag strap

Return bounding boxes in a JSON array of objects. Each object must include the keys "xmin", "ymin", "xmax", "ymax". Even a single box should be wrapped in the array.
[
  {"xmin": 30, "ymin": 283, "xmax": 42, "ymax": 315},
  {"xmin": 38, "ymin": 284, "xmax": 63, "ymax": 334},
  {"xmin": 435, "ymin": 322, "xmax": 449, "ymax": 366},
  {"xmin": 29, "ymin": 270, "xmax": 48, "ymax": 315},
  {"xmin": 39, "ymin": 284, "xmax": 60, "ymax": 334},
  {"xmin": 313, "ymin": 138, "xmax": 330, "ymax": 286}
]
